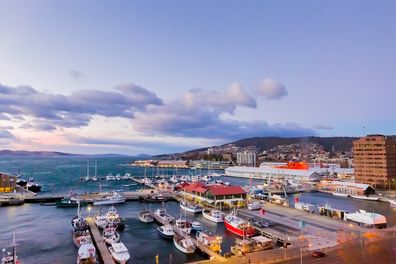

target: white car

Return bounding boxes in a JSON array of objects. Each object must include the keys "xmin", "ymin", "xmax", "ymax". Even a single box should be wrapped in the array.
[{"xmin": 247, "ymin": 201, "xmax": 261, "ymax": 210}]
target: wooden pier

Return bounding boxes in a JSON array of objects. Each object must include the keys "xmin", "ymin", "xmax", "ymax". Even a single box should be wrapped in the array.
[{"xmin": 86, "ymin": 217, "xmax": 116, "ymax": 264}]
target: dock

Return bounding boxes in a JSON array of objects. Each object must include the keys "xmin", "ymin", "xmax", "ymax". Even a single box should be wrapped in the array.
[{"xmin": 86, "ymin": 217, "xmax": 116, "ymax": 264}]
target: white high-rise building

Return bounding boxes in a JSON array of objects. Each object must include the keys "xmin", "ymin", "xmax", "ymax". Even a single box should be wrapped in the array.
[{"xmin": 236, "ymin": 151, "xmax": 257, "ymax": 167}]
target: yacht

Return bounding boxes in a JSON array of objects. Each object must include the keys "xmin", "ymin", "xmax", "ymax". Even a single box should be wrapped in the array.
[
  {"xmin": 77, "ymin": 243, "xmax": 97, "ymax": 264},
  {"xmin": 108, "ymin": 242, "xmax": 130, "ymax": 264},
  {"xmin": 180, "ymin": 201, "xmax": 202, "ymax": 213},
  {"xmin": 106, "ymin": 174, "xmax": 116, "ymax": 181},
  {"xmin": 93, "ymin": 192, "xmax": 125, "ymax": 206},
  {"xmin": 202, "ymin": 209, "xmax": 223, "ymax": 223},
  {"xmin": 139, "ymin": 210, "xmax": 153, "ymax": 223},
  {"xmin": 157, "ymin": 224, "xmax": 174, "ymax": 239},
  {"xmin": 122, "ymin": 173, "xmax": 131, "ymax": 180},
  {"xmin": 173, "ymin": 234, "xmax": 196, "ymax": 254}
]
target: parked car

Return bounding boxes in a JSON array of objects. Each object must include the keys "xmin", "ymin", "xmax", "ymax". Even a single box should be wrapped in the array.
[
  {"xmin": 252, "ymin": 220, "xmax": 267, "ymax": 228},
  {"xmin": 312, "ymin": 251, "xmax": 326, "ymax": 258}
]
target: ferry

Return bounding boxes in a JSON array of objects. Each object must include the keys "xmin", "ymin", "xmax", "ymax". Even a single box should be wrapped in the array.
[
  {"xmin": 173, "ymin": 234, "xmax": 196, "ymax": 254},
  {"xmin": 202, "ymin": 209, "xmax": 223, "ymax": 223},
  {"xmin": 224, "ymin": 212, "xmax": 256, "ymax": 237},
  {"xmin": 77, "ymin": 243, "xmax": 97, "ymax": 264},
  {"xmin": 108, "ymin": 242, "xmax": 130, "ymax": 264},
  {"xmin": 345, "ymin": 210, "xmax": 387, "ymax": 229}
]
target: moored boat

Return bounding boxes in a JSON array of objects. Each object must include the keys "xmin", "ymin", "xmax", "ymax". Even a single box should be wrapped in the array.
[
  {"xmin": 93, "ymin": 192, "xmax": 125, "ymax": 206},
  {"xmin": 202, "ymin": 209, "xmax": 223, "ymax": 223},
  {"xmin": 331, "ymin": 192, "xmax": 350, "ymax": 197},
  {"xmin": 76, "ymin": 243, "xmax": 97, "ymax": 264},
  {"xmin": 25, "ymin": 177, "xmax": 41, "ymax": 193},
  {"xmin": 173, "ymin": 234, "xmax": 196, "ymax": 254},
  {"xmin": 106, "ymin": 174, "xmax": 115, "ymax": 181},
  {"xmin": 157, "ymin": 225, "xmax": 174, "ymax": 239},
  {"xmin": 180, "ymin": 201, "xmax": 202, "ymax": 213},
  {"xmin": 389, "ymin": 199, "xmax": 396, "ymax": 207},
  {"xmin": 224, "ymin": 212, "xmax": 256, "ymax": 237},
  {"xmin": 56, "ymin": 198, "xmax": 89, "ymax": 208},
  {"xmin": 108, "ymin": 242, "xmax": 130, "ymax": 264},
  {"xmin": 1, "ymin": 233, "xmax": 21, "ymax": 264},
  {"xmin": 102, "ymin": 226, "xmax": 120, "ymax": 245},
  {"xmin": 174, "ymin": 218, "xmax": 192, "ymax": 234},
  {"xmin": 350, "ymin": 195, "xmax": 379, "ymax": 201},
  {"xmin": 73, "ymin": 230, "xmax": 92, "ymax": 247},
  {"xmin": 191, "ymin": 221, "xmax": 203, "ymax": 231},
  {"xmin": 139, "ymin": 210, "xmax": 153, "ymax": 223},
  {"xmin": 154, "ymin": 207, "xmax": 175, "ymax": 223}
]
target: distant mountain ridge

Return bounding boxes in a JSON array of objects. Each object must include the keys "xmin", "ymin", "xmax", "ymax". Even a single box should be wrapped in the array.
[{"xmin": 0, "ymin": 150, "xmax": 132, "ymax": 157}]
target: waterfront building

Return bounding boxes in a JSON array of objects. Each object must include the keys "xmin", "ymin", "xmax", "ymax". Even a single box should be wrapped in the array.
[
  {"xmin": 189, "ymin": 160, "xmax": 232, "ymax": 170},
  {"xmin": 157, "ymin": 160, "xmax": 189, "ymax": 168},
  {"xmin": 180, "ymin": 182, "xmax": 246, "ymax": 208},
  {"xmin": 353, "ymin": 134, "xmax": 396, "ymax": 188},
  {"xmin": 319, "ymin": 180, "xmax": 376, "ymax": 196},
  {"xmin": 236, "ymin": 151, "xmax": 257, "ymax": 167},
  {"xmin": 0, "ymin": 173, "xmax": 17, "ymax": 193}
]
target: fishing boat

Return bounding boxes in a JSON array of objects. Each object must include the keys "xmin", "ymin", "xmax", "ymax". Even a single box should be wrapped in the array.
[
  {"xmin": 108, "ymin": 243, "xmax": 130, "ymax": 264},
  {"xmin": 106, "ymin": 174, "xmax": 116, "ymax": 181},
  {"xmin": 56, "ymin": 198, "xmax": 89, "ymax": 208},
  {"xmin": 102, "ymin": 226, "xmax": 120, "ymax": 245},
  {"xmin": 73, "ymin": 230, "xmax": 92, "ymax": 247},
  {"xmin": 350, "ymin": 195, "xmax": 379, "ymax": 201},
  {"xmin": 139, "ymin": 210, "xmax": 153, "ymax": 223},
  {"xmin": 154, "ymin": 206, "xmax": 175, "ymax": 223},
  {"xmin": 25, "ymin": 177, "xmax": 41, "ymax": 193},
  {"xmin": 191, "ymin": 221, "xmax": 203, "ymax": 231},
  {"xmin": 93, "ymin": 192, "xmax": 125, "ymax": 206},
  {"xmin": 180, "ymin": 201, "xmax": 202, "ymax": 213},
  {"xmin": 157, "ymin": 224, "xmax": 174, "ymax": 239},
  {"xmin": 1, "ymin": 233, "xmax": 21, "ymax": 264},
  {"xmin": 77, "ymin": 243, "xmax": 97, "ymax": 264},
  {"xmin": 174, "ymin": 218, "xmax": 192, "ymax": 234},
  {"xmin": 202, "ymin": 209, "xmax": 223, "ymax": 223},
  {"xmin": 173, "ymin": 234, "xmax": 196, "ymax": 254},
  {"xmin": 196, "ymin": 231, "xmax": 222, "ymax": 252},
  {"xmin": 224, "ymin": 211, "xmax": 256, "ymax": 237}
]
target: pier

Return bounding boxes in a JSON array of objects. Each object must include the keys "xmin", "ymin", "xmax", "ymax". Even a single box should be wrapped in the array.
[{"xmin": 86, "ymin": 217, "xmax": 116, "ymax": 264}]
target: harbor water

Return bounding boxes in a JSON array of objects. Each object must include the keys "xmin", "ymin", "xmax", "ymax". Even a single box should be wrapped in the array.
[{"xmin": 1, "ymin": 156, "xmax": 396, "ymax": 263}]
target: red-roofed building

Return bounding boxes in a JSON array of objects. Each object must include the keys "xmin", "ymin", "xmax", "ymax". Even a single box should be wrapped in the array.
[{"xmin": 180, "ymin": 183, "xmax": 247, "ymax": 208}]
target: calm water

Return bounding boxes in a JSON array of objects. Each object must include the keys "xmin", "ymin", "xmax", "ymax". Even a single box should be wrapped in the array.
[{"xmin": 1, "ymin": 156, "xmax": 396, "ymax": 263}]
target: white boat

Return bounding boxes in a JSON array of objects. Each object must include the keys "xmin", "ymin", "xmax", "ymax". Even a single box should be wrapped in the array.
[
  {"xmin": 93, "ymin": 192, "xmax": 125, "ymax": 206},
  {"xmin": 170, "ymin": 175, "xmax": 179, "ymax": 183},
  {"xmin": 389, "ymin": 199, "xmax": 396, "ymax": 207},
  {"xmin": 202, "ymin": 209, "xmax": 223, "ymax": 223},
  {"xmin": 191, "ymin": 221, "xmax": 203, "ymax": 231},
  {"xmin": 139, "ymin": 210, "xmax": 153, "ymax": 223},
  {"xmin": 350, "ymin": 195, "xmax": 379, "ymax": 201},
  {"xmin": 122, "ymin": 173, "xmax": 131, "ymax": 180},
  {"xmin": 294, "ymin": 202, "xmax": 316, "ymax": 213},
  {"xmin": 73, "ymin": 230, "xmax": 92, "ymax": 247},
  {"xmin": 95, "ymin": 215, "xmax": 108, "ymax": 229},
  {"xmin": 174, "ymin": 218, "xmax": 192, "ymax": 234},
  {"xmin": 332, "ymin": 192, "xmax": 349, "ymax": 197},
  {"xmin": 2, "ymin": 233, "xmax": 21, "ymax": 264},
  {"xmin": 106, "ymin": 174, "xmax": 116, "ymax": 181},
  {"xmin": 77, "ymin": 243, "xmax": 97, "ymax": 264},
  {"xmin": 180, "ymin": 201, "xmax": 202, "ymax": 213},
  {"xmin": 102, "ymin": 226, "xmax": 120, "ymax": 245},
  {"xmin": 108, "ymin": 243, "xmax": 130, "ymax": 264},
  {"xmin": 115, "ymin": 173, "xmax": 121, "ymax": 181},
  {"xmin": 173, "ymin": 234, "xmax": 196, "ymax": 254},
  {"xmin": 154, "ymin": 207, "xmax": 175, "ymax": 223},
  {"xmin": 157, "ymin": 225, "xmax": 174, "ymax": 239},
  {"xmin": 345, "ymin": 210, "xmax": 387, "ymax": 228},
  {"xmin": 247, "ymin": 201, "xmax": 261, "ymax": 210}
]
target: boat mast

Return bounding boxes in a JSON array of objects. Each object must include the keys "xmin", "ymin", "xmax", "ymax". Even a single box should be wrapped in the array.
[
  {"xmin": 95, "ymin": 160, "xmax": 97, "ymax": 178},
  {"xmin": 87, "ymin": 160, "xmax": 90, "ymax": 179},
  {"xmin": 12, "ymin": 232, "xmax": 16, "ymax": 264}
]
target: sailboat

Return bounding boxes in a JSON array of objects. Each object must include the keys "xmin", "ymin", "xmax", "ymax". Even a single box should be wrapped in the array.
[
  {"xmin": 92, "ymin": 160, "xmax": 98, "ymax": 181},
  {"xmin": 1, "ymin": 233, "xmax": 21, "ymax": 264},
  {"xmin": 83, "ymin": 161, "xmax": 90, "ymax": 181}
]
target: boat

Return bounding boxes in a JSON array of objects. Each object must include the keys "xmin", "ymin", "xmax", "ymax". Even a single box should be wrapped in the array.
[
  {"xmin": 95, "ymin": 215, "xmax": 108, "ymax": 229},
  {"xmin": 122, "ymin": 173, "xmax": 131, "ymax": 180},
  {"xmin": 231, "ymin": 235, "xmax": 275, "ymax": 256},
  {"xmin": 139, "ymin": 210, "xmax": 153, "ymax": 223},
  {"xmin": 139, "ymin": 194, "xmax": 166, "ymax": 203},
  {"xmin": 153, "ymin": 206, "xmax": 175, "ymax": 223},
  {"xmin": 350, "ymin": 195, "xmax": 379, "ymax": 201},
  {"xmin": 389, "ymin": 199, "xmax": 396, "ymax": 207},
  {"xmin": 180, "ymin": 201, "xmax": 202, "ymax": 213},
  {"xmin": 191, "ymin": 221, "xmax": 203, "ymax": 231},
  {"xmin": 174, "ymin": 218, "xmax": 192, "ymax": 234},
  {"xmin": 1, "ymin": 233, "xmax": 21, "ymax": 264},
  {"xmin": 247, "ymin": 201, "xmax": 261, "ymax": 210},
  {"xmin": 196, "ymin": 231, "xmax": 222, "ymax": 252},
  {"xmin": 72, "ymin": 216, "xmax": 89, "ymax": 231},
  {"xmin": 56, "ymin": 198, "xmax": 89, "ymax": 208},
  {"xmin": 345, "ymin": 210, "xmax": 387, "ymax": 228},
  {"xmin": 106, "ymin": 173, "xmax": 115, "ymax": 181},
  {"xmin": 73, "ymin": 230, "xmax": 92, "ymax": 247},
  {"xmin": 224, "ymin": 211, "xmax": 256, "ymax": 237},
  {"xmin": 25, "ymin": 177, "xmax": 41, "ymax": 192},
  {"xmin": 157, "ymin": 224, "xmax": 174, "ymax": 239},
  {"xmin": 294, "ymin": 202, "xmax": 316, "ymax": 213},
  {"xmin": 115, "ymin": 174, "xmax": 121, "ymax": 181},
  {"xmin": 102, "ymin": 226, "xmax": 120, "ymax": 245},
  {"xmin": 202, "ymin": 209, "xmax": 223, "ymax": 223},
  {"xmin": 332, "ymin": 192, "xmax": 349, "ymax": 197},
  {"xmin": 108, "ymin": 242, "xmax": 130, "ymax": 264},
  {"xmin": 77, "ymin": 243, "xmax": 97, "ymax": 264},
  {"xmin": 173, "ymin": 234, "xmax": 196, "ymax": 254},
  {"xmin": 93, "ymin": 192, "xmax": 125, "ymax": 206},
  {"xmin": 170, "ymin": 175, "xmax": 179, "ymax": 183}
]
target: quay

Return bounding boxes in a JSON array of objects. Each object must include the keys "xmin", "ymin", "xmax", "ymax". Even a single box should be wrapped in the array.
[{"xmin": 86, "ymin": 217, "xmax": 116, "ymax": 264}]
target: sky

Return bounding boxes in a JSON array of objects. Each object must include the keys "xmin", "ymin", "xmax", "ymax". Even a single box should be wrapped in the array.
[{"xmin": 0, "ymin": 0, "xmax": 395, "ymax": 155}]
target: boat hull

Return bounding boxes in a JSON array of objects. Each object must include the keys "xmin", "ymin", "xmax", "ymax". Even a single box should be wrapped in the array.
[
  {"xmin": 202, "ymin": 210, "xmax": 223, "ymax": 223},
  {"xmin": 173, "ymin": 238, "xmax": 195, "ymax": 254},
  {"xmin": 157, "ymin": 227, "xmax": 174, "ymax": 239},
  {"xmin": 93, "ymin": 199, "xmax": 125, "ymax": 206},
  {"xmin": 180, "ymin": 203, "xmax": 202, "ymax": 213},
  {"xmin": 332, "ymin": 192, "xmax": 349, "ymax": 197},
  {"xmin": 351, "ymin": 195, "xmax": 379, "ymax": 201},
  {"xmin": 224, "ymin": 220, "xmax": 256, "ymax": 237}
]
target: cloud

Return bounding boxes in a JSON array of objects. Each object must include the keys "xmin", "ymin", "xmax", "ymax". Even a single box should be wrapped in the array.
[
  {"xmin": 0, "ymin": 83, "xmax": 163, "ymax": 131},
  {"xmin": 69, "ymin": 70, "xmax": 85, "ymax": 83},
  {"xmin": 314, "ymin": 124, "xmax": 333, "ymax": 130},
  {"xmin": 257, "ymin": 78, "xmax": 288, "ymax": 100},
  {"xmin": 0, "ymin": 129, "xmax": 15, "ymax": 139},
  {"xmin": 0, "ymin": 113, "xmax": 10, "ymax": 120}
]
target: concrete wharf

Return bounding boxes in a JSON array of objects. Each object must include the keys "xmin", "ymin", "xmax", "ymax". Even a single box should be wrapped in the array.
[{"xmin": 86, "ymin": 217, "xmax": 116, "ymax": 264}]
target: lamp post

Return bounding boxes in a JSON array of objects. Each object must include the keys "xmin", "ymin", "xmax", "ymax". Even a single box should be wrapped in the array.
[{"xmin": 87, "ymin": 205, "xmax": 91, "ymax": 218}]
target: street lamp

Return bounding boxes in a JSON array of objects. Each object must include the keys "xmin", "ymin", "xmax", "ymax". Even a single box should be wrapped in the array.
[{"xmin": 87, "ymin": 205, "xmax": 92, "ymax": 218}]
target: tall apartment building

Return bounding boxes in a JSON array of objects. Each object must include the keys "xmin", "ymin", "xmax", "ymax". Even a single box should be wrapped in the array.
[
  {"xmin": 236, "ymin": 151, "xmax": 257, "ymax": 167},
  {"xmin": 353, "ymin": 134, "xmax": 396, "ymax": 188},
  {"xmin": 0, "ymin": 173, "xmax": 17, "ymax": 193}
]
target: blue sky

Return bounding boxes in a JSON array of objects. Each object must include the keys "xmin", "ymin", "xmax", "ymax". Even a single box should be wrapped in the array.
[{"xmin": 0, "ymin": 0, "xmax": 395, "ymax": 154}]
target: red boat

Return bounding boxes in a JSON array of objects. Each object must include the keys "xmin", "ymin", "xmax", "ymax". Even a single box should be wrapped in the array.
[{"xmin": 224, "ymin": 212, "xmax": 256, "ymax": 237}]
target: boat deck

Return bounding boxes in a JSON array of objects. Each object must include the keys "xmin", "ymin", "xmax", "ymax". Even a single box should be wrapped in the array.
[{"xmin": 86, "ymin": 217, "xmax": 116, "ymax": 264}]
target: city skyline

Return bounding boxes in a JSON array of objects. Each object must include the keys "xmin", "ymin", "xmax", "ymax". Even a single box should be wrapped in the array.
[{"xmin": 1, "ymin": 0, "xmax": 396, "ymax": 154}]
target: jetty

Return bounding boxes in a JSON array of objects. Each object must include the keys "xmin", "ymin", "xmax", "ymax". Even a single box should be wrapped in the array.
[{"xmin": 86, "ymin": 217, "xmax": 116, "ymax": 264}]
